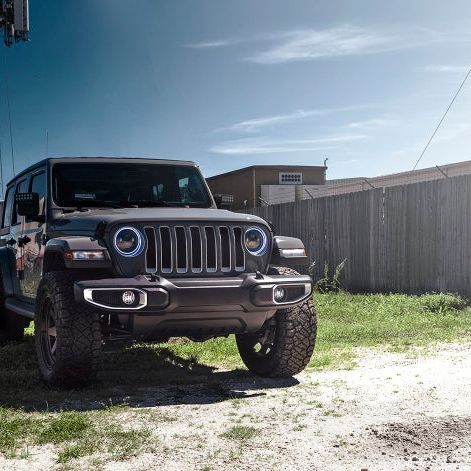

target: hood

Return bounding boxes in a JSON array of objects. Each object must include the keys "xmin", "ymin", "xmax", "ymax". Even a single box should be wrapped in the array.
[{"xmin": 51, "ymin": 207, "xmax": 268, "ymax": 233}]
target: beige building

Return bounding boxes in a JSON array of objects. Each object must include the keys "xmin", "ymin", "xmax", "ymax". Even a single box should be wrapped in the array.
[{"xmin": 206, "ymin": 165, "xmax": 327, "ymax": 210}]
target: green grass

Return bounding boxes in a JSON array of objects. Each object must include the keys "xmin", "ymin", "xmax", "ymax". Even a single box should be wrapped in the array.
[
  {"xmin": 0, "ymin": 291, "xmax": 469, "ymax": 464},
  {"xmin": 0, "ymin": 407, "xmax": 152, "ymax": 463},
  {"xmin": 220, "ymin": 425, "xmax": 258, "ymax": 441},
  {"xmin": 163, "ymin": 291, "xmax": 471, "ymax": 370},
  {"xmin": 36, "ymin": 412, "xmax": 93, "ymax": 444},
  {"xmin": 311, "ymin": 291, "xmax": 471, "ymax": 368}
]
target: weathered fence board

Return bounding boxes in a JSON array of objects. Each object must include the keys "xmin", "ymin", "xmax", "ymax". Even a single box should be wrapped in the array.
[{"xmin": 247, "ymin": 174, "xmax": 471, "ymax": 296}]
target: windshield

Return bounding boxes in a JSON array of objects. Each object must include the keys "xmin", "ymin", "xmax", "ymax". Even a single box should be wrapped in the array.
[{"xmin": 52, "ymin": 163, "xmax": 212, "ymax": 209}]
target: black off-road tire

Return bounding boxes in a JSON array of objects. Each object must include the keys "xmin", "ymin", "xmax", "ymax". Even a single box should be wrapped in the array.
[
  {"xmin": 35, "ymin": 271, "xmax": 102, "ymax": 387},
  {"xmin": 236, "ymin": 266, "xmax": 317, "ymax": 377},
  {"xmin": 0, "ymin": 273, "xmax": 29, "ymax": 344}
]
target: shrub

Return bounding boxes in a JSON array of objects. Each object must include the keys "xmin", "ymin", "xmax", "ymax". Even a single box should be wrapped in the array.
[
  {"xmin": 315, "ymin": 259, "xmax": 347, "ymax": 293},
  {"xmin": 418, "ymin": 293, "xmax": 468, "ymax": 314}
]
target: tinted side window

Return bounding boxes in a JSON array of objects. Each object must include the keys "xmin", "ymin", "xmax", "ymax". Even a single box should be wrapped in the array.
[
  {"xmin": 11, "ymin": 179, "xmax": 28, "ymax": 226},
  {"xmin": 29, "ymin": 172, "xmax": 46, "ymax": 218},
  {"xmin": 2, "ymin": 187, "xmax": 14, "ymax": 228}
]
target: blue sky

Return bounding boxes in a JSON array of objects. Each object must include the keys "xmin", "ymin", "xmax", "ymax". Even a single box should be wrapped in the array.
[{"xmin": 1, "ymin": 0, "xmax": 471, "ymax": 191}]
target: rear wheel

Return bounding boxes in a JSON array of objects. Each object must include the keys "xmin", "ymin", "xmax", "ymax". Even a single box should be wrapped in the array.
[
  {"xmin": 236, "ymin": 266, "xmax": 317, "ymax": 377},
  {"xmin": 35, "ymin": 272, "xmax": 102, "ymax": 387}
]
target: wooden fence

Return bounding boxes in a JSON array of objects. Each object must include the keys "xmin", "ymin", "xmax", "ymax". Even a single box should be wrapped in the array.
[{"xmin": 246, "ymin": 174, "xmax": 471, "ymax": 296}]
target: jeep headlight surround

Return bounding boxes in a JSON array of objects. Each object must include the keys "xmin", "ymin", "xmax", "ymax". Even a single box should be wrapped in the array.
[
  {"xmin": 244, "ymin": 227, "xmax": 268, "ymax": 256},
  {"xmin": 113, "ymin": 227, "xmax": 144, "ymax": 257}
]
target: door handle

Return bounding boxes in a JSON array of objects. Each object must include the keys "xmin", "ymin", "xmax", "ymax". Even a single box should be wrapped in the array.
[
  {"xmin": 17, "ymin": 236, "xmax": 31, "ymax": 247},
  {"xmin": 6, "ymin": 238, "xmax": 16, "ymax": 246}
]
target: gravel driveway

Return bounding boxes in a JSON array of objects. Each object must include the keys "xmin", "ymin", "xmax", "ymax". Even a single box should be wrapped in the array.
[{"xmin": 3, "ymin": 343, "xmax": 470, "ymax": 471}]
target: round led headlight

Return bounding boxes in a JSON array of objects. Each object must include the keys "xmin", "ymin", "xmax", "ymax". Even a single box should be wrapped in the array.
[
  {"xmin": 244, "ymin": 227, "xmax": 268, "ymax": 256},
  {"xmin": 113, "ymin": 227, "xmax": 144, "ymax": 257}
]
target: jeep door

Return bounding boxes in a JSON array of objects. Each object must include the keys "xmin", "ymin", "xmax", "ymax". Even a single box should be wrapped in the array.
[
  {"xmin": 21, "ymin": 170, "xmax": 46, "ymax": 298},
  {"xmin": 0, "ymin": 178, "xmax": 28, "ymax": 298},
  {"xmin": 0, "ymin": 184, "xmax": 17, "ymax": 290}
]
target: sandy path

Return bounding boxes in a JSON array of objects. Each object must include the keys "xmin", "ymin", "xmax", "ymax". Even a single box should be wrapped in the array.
[{"xmin": 4, "ymin": 343, "xmax": 471, "ymax": 471}]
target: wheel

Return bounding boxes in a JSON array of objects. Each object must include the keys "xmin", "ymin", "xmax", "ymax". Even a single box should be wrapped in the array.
[
  {"xmin": 0, "ymin": 273, "xmax": 29, "ymax": 344},
  {"xmin": 236, "ymin": 266, "xmax": 317, "ymax": 377},
  {"xmin": 35, "ymin": 271, "xmax": 102, "ymax": 387}
]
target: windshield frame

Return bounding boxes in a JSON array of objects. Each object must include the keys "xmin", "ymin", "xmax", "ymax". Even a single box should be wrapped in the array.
[{"xmin": 49, "ymin": 159, "xmax": 215, "ymax": 210}]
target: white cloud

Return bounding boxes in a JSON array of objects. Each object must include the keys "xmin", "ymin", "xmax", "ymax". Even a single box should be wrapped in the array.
[
  {"xmin": 347, "ymin": 118, "xmax": 393, "ymax": 130},
  {"xmin": 221, "ymin": 105, "xmax": 372, "ymax": 133},
  {"xmin": 247, "ymin": 25, "xmax": 410, "ymax": 64},
  {"xmin": 421, "ymin": 65, "xmax": 470, "ymax": 74},
  {"xmin": 188, "ymin": 25, "xmax": 471, "ymax": 65},
  {"xmin": 186, "ymin": 39, "xmax": 239, "ymax": 49},
  {"xmin": 210, "ymin": 134, "xmax": 367, "ymax": 155}
]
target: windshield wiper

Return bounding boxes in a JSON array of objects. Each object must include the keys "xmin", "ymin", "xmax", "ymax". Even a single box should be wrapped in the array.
[{"xmin": 125, "ymin": 199, "xmax": 183, "ymax": 208}]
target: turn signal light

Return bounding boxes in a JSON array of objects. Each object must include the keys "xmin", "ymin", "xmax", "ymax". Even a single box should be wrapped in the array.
[
  {"xmin": 64, "ymin": 250, "xmax": 106, "ymax": 260},
  {"xmin": 279, "ymin": 248, "xmax": 307, "ymax": 258}
]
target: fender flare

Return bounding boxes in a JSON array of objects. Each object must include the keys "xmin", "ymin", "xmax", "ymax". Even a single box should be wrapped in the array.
[
  {"xmin": 270, "ymin": 236, "xmax": 308, "ymax": 266},
  {"xmin": 44, "ymin": 236, "xmax": 112, "ymax": 270}
]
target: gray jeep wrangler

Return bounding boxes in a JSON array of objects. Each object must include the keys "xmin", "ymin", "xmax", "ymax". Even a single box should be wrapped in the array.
[{"xmin": 0, "ymin": 157, "xmax": 316, "ymax": 387}]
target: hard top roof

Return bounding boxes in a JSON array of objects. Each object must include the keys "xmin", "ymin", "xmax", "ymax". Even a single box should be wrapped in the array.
[{"xmin": 7, "ymin": 157, "xmax": 198, "ymax": 187}]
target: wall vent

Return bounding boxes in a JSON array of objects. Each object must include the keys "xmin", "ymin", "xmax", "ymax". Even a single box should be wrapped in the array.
[{"xmin": 279, "ymin": 172, "xmax": 303, "ymax": 184}]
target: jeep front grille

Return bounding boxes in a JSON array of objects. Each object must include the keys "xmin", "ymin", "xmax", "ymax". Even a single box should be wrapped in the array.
[{"xmin": 143, "ymin": 225, "xmax": 245, "ymax": 275}]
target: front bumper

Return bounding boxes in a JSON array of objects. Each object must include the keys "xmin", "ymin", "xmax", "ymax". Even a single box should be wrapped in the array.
[
  {"xmin": 74, "ymin": 273, "xmax": 312, "ymax": 338},
  {"xmin": 74, "ymin": 273, "xmax": 312, "ymax": 314}
]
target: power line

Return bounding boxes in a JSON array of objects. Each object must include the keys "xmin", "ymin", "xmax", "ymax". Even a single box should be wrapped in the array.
[
  {"xmin": 412, "ymin": 66, "xmax": 471, "ymax": 171},
  {"xmin": 2, "ymin": 48, "xmax": 15, "ymax": 175}
]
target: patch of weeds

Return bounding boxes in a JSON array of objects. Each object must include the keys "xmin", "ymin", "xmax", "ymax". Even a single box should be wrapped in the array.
[
  {"xmin": 57, "ymin": 440, "xmax": 97, "ymax": 464},
  {"xmin": 140, "ymin": 409, "xmax": 177, "ymax": 423},
  {"xmin": 307, "ymin": 400, "xmax": 323, "ymax": 408},
  {"xmin": 230, "ymin": 398, "xmax": 243, "ymax": 409},
  {"xmin": 322, "ymin": 409, "xmax": 342, "ymax": 417},
  {"xmin": 0, "ymin": 409, "xmax": 37, "ymax": 456},
  {"xmin": 105, "ymin": 425, "xmax": 152, "ymax": 460},
  {"xmin": 221, "ymin": 425, "xmax": 258, "ymax": 441},
  {"xmin": 37, "ymin": 412, "xmax": 93, "ymax": 444},
  {"xmin": 333, "ymin": 438, "xmax": 348, "ymax": 447},
  {"xmin": 419, "ymin": 293, "xmax": 467, "ymax": 314},
  {"xmin": 293, "ymin": 424, "xmax": 307, "ymax": 431}
]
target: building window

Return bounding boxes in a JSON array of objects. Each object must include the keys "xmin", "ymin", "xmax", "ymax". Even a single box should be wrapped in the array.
[{"xmin": 279, "ymin": 172, "xmax": 303, "ymax": 184}]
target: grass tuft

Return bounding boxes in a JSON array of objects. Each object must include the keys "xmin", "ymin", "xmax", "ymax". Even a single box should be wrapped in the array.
[
  {"xmin": 37, "ymin": 412, "xmax": 93, "ymax": 444},
  {"xmin": 221, "ymin": 425, "xmax": 258, "ymax": 441}
]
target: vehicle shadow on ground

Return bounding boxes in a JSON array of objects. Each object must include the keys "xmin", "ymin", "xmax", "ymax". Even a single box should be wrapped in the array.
[{"xmin": 0, "ymin": 338, "xmax": 299, "ymax": 412}]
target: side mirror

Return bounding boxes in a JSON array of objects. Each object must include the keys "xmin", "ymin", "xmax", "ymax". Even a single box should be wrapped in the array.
[
  {"xmin": 15, "ymin": 192, "xmax": 39, "ymax": 218},
  {"xmin": 213, "ymin": 193, "xmax": 234, "ymax": 209}
]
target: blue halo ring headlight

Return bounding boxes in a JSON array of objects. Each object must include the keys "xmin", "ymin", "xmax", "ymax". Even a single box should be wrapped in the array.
[
  {"xmin": 244, "ymin": 227, "xmax": 268, "ymax": 256},
  {"xmin": 113, "ymin": 227, "xmax": 144, "ymax": 257}
]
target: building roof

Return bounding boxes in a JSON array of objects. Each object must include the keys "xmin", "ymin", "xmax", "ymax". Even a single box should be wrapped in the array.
[
  {"xmin": 317, "ymin": 159, "xmax": 471, "ymax": 198},
  {"xmin": 206, "ymin": 164, "xmax": 326, "ymax": 181}
]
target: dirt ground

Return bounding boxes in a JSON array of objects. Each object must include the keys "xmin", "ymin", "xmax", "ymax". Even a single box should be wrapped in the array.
[{"xmin": 3, "ymin": 342, "xmax": 471, "ymax": 471}]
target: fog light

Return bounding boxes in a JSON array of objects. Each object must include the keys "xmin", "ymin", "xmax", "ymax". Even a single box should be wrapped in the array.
[
  {"xmin": 274, "ymin": 286, "xmax": 287, "ymax": 303},
  {"xmin": 122, "ymin": 290, "xmax": 136, "ymax": 305}
]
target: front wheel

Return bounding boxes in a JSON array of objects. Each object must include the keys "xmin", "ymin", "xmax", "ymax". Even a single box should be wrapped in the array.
[
  {"xmin": 236, "ymin": 266, "xmax": 317, "ymax": 377},
  {"xmin": 35, "ymin": 272, "xmax": 102, "ymax": 387}
]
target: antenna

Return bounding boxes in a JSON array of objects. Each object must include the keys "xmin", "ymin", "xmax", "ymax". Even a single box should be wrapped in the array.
[
  {"xmin": 0, "ymin": 0, "xmax": 29, "ymax": 47},
  {"xmin": 0, "ymin": 143, "xmax": 4, "ymax": 198}
]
